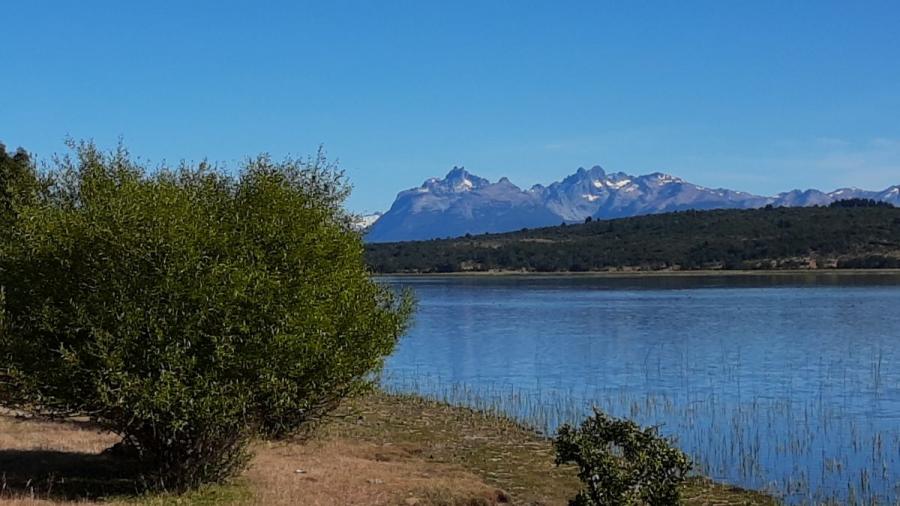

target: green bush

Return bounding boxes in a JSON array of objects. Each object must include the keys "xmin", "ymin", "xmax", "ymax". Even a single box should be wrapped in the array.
[
  {"xmin": 0, "ymin": 143, "xmax": 45, "ymax": 243},
  {"xmin": 0, "ymin": 141, "xmax": 412, "ymax": 491},
  {"xmin": 555, "ymin": 408, "xmax": 692, "ymax": 506}
]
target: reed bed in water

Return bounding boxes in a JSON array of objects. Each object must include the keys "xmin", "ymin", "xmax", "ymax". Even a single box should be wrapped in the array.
[{"xmin": 380, "ymin": 372, "xmax": 900, "ymax": 505}]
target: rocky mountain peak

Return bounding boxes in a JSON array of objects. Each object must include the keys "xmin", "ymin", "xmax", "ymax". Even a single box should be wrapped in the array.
[{"xmin": 426, "ymin": 166, "xmax": 490, "ymax": 193}]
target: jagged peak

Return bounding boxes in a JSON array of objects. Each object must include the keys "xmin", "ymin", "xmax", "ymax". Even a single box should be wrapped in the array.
[
  {"xmin": 560, "ymin": 165, "xmax": 607, "ymax": 187},
  {"xmin": 445, "ymin": 166, "xmax": 470, "ymax": 179},
  {"xmin": 417, "ymin": 166, "xmax": 492, "ymax": 193},
  {"xmin": 574, "ymin": 165, "xmax": 607, "ymax": 178}
]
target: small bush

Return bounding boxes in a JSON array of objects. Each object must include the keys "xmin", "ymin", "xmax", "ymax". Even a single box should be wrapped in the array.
[
  {"xmin": 0, "ymin": 141, "xmax": 412, "ymax": 491},
  {"xmin": 554, "ymin": 408, "xmax": 692, "ymax": 506}
]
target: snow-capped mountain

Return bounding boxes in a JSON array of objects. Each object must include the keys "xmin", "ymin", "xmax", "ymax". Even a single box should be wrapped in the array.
[
  {"xmin": 364, "ymin": 166, "xmax": 899, "ymax": 243},
  {"xmin": 353, "ymin": 212, "xmax": 383, "ymax": 231},
  {"xmin": 531, "ymin": 166, "xmax": 771, "ymax": 221},
  {"xmin": 877, "ymin": 185, "xmax": 900, "ymax": 203},
  {"xmin": 822, "ymin": 185, "xmax": 900, "ymax": 205},
  {"xmin": 366, "ymin": 167, "xmax": 559, "ymax": 242}
]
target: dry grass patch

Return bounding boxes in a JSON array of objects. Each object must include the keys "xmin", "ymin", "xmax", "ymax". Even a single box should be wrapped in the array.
[
  {"xmin": 0, "ymin": 412, "xmax": 131, "ymax": 501},
  {"xmin": 246, "ymin": 439, "xmax": 505, "ymax": 505},
  {"xmin": 0, "ymin": 411, "xmax": 118, "ymax": 454},
  {"xmin": 0, "ymin": 413, "xmax": 248, "ymax": 505}
]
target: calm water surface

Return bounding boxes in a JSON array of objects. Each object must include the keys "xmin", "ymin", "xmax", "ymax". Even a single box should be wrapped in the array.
[{"xmin": 380, "ymin": 274, "xmax": 900, "ymax": 505}]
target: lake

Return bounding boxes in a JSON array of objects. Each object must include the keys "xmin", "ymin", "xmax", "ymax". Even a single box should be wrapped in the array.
[{"xmin": 379, "ymin": 273, "xmax": 900, "ymax": 505}]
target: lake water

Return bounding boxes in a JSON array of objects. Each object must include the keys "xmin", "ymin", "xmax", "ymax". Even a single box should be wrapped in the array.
[{"xmin": 379, "ymin": 274, "xmax": 900, "ymax": 505}]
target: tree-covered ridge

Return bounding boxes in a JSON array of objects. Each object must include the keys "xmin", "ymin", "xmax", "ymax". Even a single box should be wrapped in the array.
[
  {"xmin": 365, "ymin": 204, "xmax": 900, "ymax": 273},
  {"xmin": 829, "ymin": 198, "xmax": 896, "ymax": 208}
]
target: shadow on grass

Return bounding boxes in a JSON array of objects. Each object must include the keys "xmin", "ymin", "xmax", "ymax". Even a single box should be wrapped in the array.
[{"xmin": 0, "ymin": 448, "xmax": 144, "ymax": 500}]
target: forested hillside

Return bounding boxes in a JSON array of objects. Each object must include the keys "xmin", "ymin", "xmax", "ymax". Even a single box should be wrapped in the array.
[{"xmin": 365, "ymin": 204, "xmax": 900, "ymax": 273}]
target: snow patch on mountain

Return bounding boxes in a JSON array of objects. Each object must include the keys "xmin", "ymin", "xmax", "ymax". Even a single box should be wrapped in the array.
[{"xmin": 353, "ymin": 212, "xmax": 383, "ymax": 231}]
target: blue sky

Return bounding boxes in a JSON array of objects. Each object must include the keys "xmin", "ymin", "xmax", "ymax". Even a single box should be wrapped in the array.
[{"xmin": 3, "ymin": 1, "xmax": 899, "ymax": 213}]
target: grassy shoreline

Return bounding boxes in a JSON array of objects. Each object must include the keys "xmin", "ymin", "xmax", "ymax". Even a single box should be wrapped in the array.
[
  {"xmin": 330, "ymin": 392, "xmax": 778, "ymax": 505},
  {"xmin": 0, "ymin": 391, "xmax": 776, "ymax": 505}
]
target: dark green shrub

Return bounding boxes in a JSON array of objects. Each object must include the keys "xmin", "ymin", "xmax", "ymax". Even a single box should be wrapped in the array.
[
  {"xmin": 0, "ymin": 144, "xmax": 42, "ymax": 224},
  {"xmin": 555, "ymin": 408, "xmax": 692, "ymax": 506},
  {"xmin": 0, "ymin": 141, "xmax": 412, "ymax": 491}
]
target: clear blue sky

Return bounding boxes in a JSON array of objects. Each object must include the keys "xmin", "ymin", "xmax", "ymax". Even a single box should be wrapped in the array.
[{"xmin": 3, "ymin": 1, "xmax": 899, "ymax": 212}]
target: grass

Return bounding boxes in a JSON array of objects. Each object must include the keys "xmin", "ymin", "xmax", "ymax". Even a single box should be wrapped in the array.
[{"xmin": 0, "ymin": 392, "xmax": 776, "ymax": 505}]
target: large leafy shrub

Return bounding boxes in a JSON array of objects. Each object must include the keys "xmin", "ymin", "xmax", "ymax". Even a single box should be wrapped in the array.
[
  {"xmin": 555, "ymin": 408, "xmax": 692, "ymax": 505},
  {"xmin": 0, "ymin": 141, "xmax": 412, "ymax": 491}
]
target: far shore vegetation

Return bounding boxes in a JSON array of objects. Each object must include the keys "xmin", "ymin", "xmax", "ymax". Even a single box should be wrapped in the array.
[
  {"xmin": 365, "ymin": 201, "xmax": 900, "ymax": 274},
  {"xmin": 378, "ymin": 268, "xmax": 900, "ymax": 278}
]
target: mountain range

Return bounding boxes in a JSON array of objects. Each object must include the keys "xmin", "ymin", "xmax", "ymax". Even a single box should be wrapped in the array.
[{"xmin": 365, "ymin": 166, "xmax": 900, "ymax": 242}]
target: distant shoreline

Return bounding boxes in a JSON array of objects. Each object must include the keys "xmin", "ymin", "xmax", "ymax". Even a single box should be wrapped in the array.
[{"xmin": 376, "ymin": 268, "xmax": 900, "ymax": 278}]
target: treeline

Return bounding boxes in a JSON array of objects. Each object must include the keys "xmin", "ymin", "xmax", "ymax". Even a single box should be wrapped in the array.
[
  {"xmin": 365, "ymin": 204, "xmax": 900, "ymax": 273},
  {"xmin": 829, "ymin": 198, "xmax": 896, "ymax": 209}
]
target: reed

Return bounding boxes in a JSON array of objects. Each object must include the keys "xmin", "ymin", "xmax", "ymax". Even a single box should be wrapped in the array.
[{"xmin": 380, "ymin": 367, "xmax": 900, "ymax": 505}]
